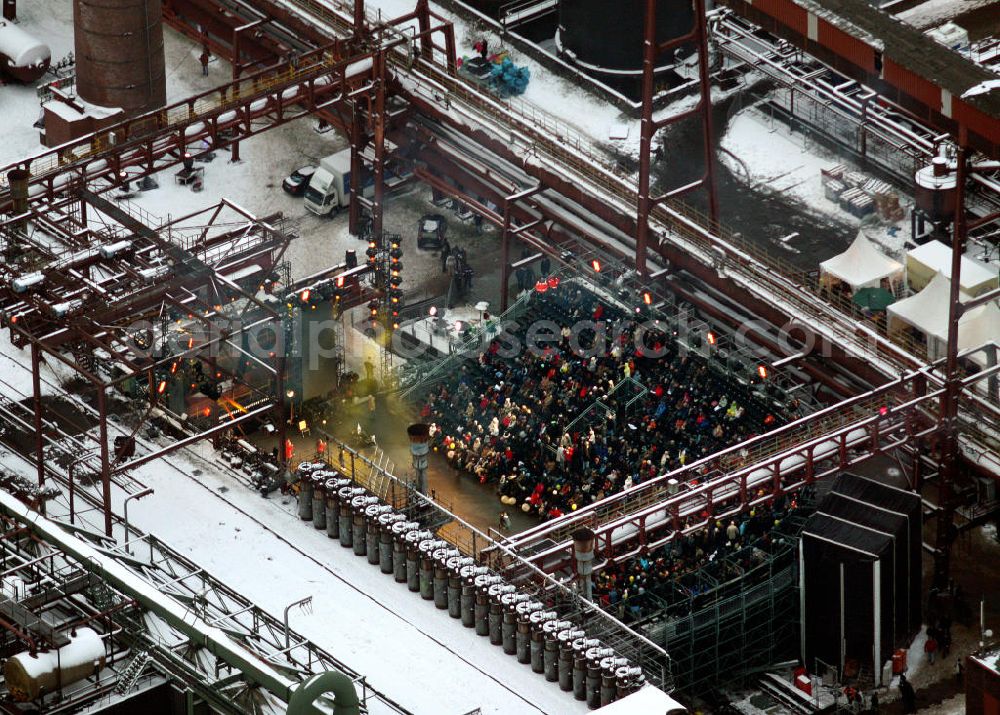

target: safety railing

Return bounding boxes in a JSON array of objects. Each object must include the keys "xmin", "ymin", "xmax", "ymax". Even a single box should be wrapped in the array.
[
  {"xmin": 0, "ymin": 45, "xmax": 353, "ymax": 191},
  {"xmin": 398, "ymin": 277, "xmax": 537, "ymax": 399}
]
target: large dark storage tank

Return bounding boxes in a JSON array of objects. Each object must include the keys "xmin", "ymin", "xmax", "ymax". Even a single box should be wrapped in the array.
[
  {"xmin": 556, "ymin": 0, "xmax": 695, "ymax": 75},
  {"xmin": 74, "ymin": 0, "xmax": 166, "ymax": 115}
]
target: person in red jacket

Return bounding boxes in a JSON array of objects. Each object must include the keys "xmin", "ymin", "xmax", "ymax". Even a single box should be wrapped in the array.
[{"xmin": 924, "ymin": 634, "xmax": 938, "ymax": 664}]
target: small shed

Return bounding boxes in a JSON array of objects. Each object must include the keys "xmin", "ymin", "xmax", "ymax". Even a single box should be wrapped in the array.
[
  {"xmin": 906, "ymin": 240, "xmax": 998, "ymax": 296},
  {"xmin": 819, "ymin": 231, "xmax": 904, "ymax": 292}
]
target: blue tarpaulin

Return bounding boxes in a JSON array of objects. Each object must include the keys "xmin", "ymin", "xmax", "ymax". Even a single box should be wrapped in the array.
[{"xmin": 489, "ymin": 57, "xmax": 530, "ymax": 97}]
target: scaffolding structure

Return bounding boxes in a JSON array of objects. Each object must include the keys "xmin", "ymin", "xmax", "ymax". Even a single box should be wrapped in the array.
[{"xmin": 638, "ymin": 541, "xmax": 801, "ymax": 692}]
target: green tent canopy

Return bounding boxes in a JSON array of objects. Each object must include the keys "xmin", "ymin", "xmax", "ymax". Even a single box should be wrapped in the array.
[{"xmin": 852, "ymin": 287, "xmax": 896, "ymax": 311}]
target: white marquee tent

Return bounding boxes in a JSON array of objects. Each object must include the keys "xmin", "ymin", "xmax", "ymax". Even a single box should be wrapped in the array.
[
  {"xmin": 820, "ymin": 231, "xmax": 904, "ymax": 291},
  {"xmin": 958, "ymin": 300, "xmax": 1000, "ymax": 367},
  {"xmin": 886, "ymin": 272, "xmax": 1000, "ymax": 363}
]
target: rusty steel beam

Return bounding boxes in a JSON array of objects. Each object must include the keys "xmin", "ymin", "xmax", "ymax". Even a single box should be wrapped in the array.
[
  {"xmin": 636, "ymin": 0, "xmax": 718, "ymax": 276},
  {"xmin": 504, "ymin": 369, "xmax": 940, "ymax": 551},
  {"xmin": 0, "ymin": 43, "xmax": 376, "ymax": 207},
  {"xmin": 934, "ymin": 136, "xmax": 969, "ymax": 588},
  {"xmin": 504, "ymin": 382, "xmax": 944, "ymax": 575}
]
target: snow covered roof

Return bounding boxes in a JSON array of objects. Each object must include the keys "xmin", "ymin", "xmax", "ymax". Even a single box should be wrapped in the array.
[
  {"xmin": 973, "ymin": 647, "xmax": 1000, "ymax": 674},
  {"xmin": 820, "ymin": 231, "xmax": 903, "ymax": 290},
  {"xmin": 787, "ymin": 0, "xmax": 1000, "ymax": 119},
  {"xmin": 74, "ymin": 97, "xmax": 124, "ymax": 121},
  {"xmin": 888, "ymin": 271, "xmax": 969, "ymax": 340},
  {"xmin": 592, "ymin": 685, "xmax": 687, "ymax": 714},
  {"xmin": 907, "ymin": 241, "xmax": 998, "ymax": 294},
  {"xmin": 43, "ymin": 100, "xmax": 85, "ymax": 123}
]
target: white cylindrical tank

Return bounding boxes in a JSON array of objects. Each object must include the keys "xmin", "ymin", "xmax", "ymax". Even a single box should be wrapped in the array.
[
  {"xmin": 4, "ymin": 628, "xmax": 106, "ymax": 701},
  {"xmin": 0, "ymin": 19, "xmax": 51, "ymax": 82}
]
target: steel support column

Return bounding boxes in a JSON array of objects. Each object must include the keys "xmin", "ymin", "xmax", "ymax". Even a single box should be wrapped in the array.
[
  {"xmin": 30, "ymin": 342, "xmax": 45, "ymax": 489},
  {"xmin": 636, "ymin": 0, "xmax": 719, "ymax": 276},
  {"xmin": 500, "ymin": 201, "xmax": 512, "ymax": 311},
  {"xmin": 934, "ymin": 139, "xmax": 968, "ymax": 588},
  {"xmin": 371, "ymin": 50, "xmax": 387, "ymax": 242},
  {"xmin": 275, "ymin": 354, "xmax": 288, "ymax": 474},
  {"xmin": 231, "ymin": 20, "xmax": 266, "ymax": 163},
  {"xmin": 97, "ymin": 387, "xmax": 113, "ymax": 537},
  {"xmin": 693, "ymin": 0, "xmax": 719, "ymax": 223},
  {"xmin": 415, "ymin": 0, "xmax": 433, "ymax": 62},
  {"xmin": 353, "ymin": 0, "xmax": 365, "ymax": 37},
  {"xmin": 349, "ymin": 101, "xmax": 364, "ymax": 236}
]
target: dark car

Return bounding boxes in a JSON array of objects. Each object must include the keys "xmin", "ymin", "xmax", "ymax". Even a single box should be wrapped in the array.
[
  {"xmin": 282, "ymin": 165, "xmax": 317, "ymax": 196},
  {"xmin": 417, "ymin": 213, "xmax": 448, "ymax": 249}
]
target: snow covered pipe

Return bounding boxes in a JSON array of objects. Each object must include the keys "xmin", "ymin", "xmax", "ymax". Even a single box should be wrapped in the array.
[
  {"xmin": 4, "ymin": 628, "xmax": 106, "ymax": 702},
  {"xmin": 0, "ymin": 490, "xmax": 309, "ymax": 705},
  {"xmin": 0, "ymin": 20, "xmax": 50, "ymax": 82},
  {"xmin": 285, "ymin": 671, "xmax": 360, "ymax": 715}
]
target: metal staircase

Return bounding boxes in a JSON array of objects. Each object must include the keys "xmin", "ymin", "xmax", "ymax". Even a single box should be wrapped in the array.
[{"xmin": 114, "ymin": 649, "xmax": 152, "ymax": 695}]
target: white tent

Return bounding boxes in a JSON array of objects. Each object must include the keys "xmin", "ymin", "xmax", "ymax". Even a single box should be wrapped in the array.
[
  {"xmin": 888, "ymin": 272, "xmax": 975, "ymax": 360},
  {"xmin": 820, "ymin": 231, "xmax": 904, "ymax": 291},
  {"xmin": 592, "ymin": 685, "xmax": 687, "ymax": 714},
  {"xmin": 958, "ymin": 300, "xmax": 1000, "ymax": 367},
  {"xmin": 906, "ymin": 240, "xmax": 999, "ymax": 296}
]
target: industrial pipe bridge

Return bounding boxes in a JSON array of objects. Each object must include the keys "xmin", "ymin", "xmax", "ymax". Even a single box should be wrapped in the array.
[{"xmin": 0, "ymin": 0, "xmax": 997, "ymax": 621}]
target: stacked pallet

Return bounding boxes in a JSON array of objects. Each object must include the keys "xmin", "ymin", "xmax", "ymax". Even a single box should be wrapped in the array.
[{"xmin": 820, "ymin": 164, "xmax": 903, "ymax": 220}]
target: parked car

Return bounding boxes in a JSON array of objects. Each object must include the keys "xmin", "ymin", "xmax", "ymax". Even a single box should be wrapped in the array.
[
  {"xmin": 417, "ymin": 213, "xmax": 448, "ymax": 249},
  {"xmin": 282, "ymin": 165, "xmax": 317, "ymax": 196}
]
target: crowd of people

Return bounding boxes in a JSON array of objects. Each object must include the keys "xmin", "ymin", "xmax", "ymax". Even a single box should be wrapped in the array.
[
  {"xmin": 591, "ymin": 491, "xmax": 810, "ymax": 622},
  {"xmin": 418, "ymin": 286, "xmax": 784, "ymax": 521}
]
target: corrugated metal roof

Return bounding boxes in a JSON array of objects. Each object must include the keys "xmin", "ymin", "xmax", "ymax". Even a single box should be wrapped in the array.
[{"xmin": 789, "ymin": 0, "xmax": 1000, "ymax": 118}]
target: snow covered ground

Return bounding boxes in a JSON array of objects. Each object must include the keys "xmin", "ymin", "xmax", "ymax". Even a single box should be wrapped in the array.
[
  {"xmin": 114, "ymin": 442, "xmax": 587, "ymax": 715},
  {"xmin": 898, "ymin": 0, "xmax": 999, "ymax": 30},
  {"xmin": 720, "ymin": 107, "xmax": 913, "ymax": 255},
  {"xmin": 0, "ymin": 321, "xmax": 585, "ymax": 714}
]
